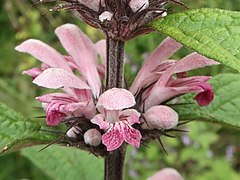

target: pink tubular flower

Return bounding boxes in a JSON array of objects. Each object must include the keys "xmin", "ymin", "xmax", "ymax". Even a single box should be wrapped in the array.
[
  {"xmin": 130, "ymin": 37, "xmax": 219, "ymax": 111},
  {"xmin": 15, "ymin": 24, "xmax": 106, "ymax": 126},
  {"xmin": 91, "ymin": 88, "xmax": 142, "ymax": 151},
  {"xmin": 16, "ymin": 24, "xmax": 219, "ymax": 152}
]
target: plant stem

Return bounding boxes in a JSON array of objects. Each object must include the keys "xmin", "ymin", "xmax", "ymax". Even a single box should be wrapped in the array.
[
  {"xmin": 105, "ymin": 37, "xmax": 126, "ymax": 180},
  {"xmin": 106, "ymin": 37, "xmax": 125, "ymax": 89},
  {"xmin": 104, "ymin": 145, "xmax": 126, "ymax": 180}
]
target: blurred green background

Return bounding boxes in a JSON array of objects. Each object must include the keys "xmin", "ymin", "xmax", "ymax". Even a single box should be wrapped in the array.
[{"xmin": 1, "ymin": 0, "xmax": 240, "ymax": 179}]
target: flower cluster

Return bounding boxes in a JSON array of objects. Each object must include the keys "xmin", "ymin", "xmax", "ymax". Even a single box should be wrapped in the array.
[
  {"xmin": 38, "ymin": 0, "xmax": 186, "ymax": 40},
  {"xmin": 16, "ymin": 24, "xmax": 218, "ymax": 152}
]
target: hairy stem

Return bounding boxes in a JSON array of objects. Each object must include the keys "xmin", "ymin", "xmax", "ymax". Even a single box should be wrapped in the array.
[
  {"xmin": 105, "ymin": 37, "xmax": 126, "ymax": 180},
  {"xmin": 106, "ymin": 38, "xmax": 125, "ymax": 89},
  {"xmin": 104, "ymin": 145, "xmax": 126, "ymax": 180}
]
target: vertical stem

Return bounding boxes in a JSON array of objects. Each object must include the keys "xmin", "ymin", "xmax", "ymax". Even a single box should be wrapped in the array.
[
  {"xmin": 104, "ymin": 145, "xmax": 126, "ymax": 180},
  {"xmin": 106, "ymin": 37, "xmax": 125, "ymax": 89},
  {"xmin": 105, "ymin": 37, "xmax": 126, "ymax": 180}
]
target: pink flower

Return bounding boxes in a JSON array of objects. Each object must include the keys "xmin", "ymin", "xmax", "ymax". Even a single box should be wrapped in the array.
[
  {"xmin": 91, "ymin": 88, "xmax": 142, "ymax": 151},
  {"xmin": 130, "ymin": 37, "xmax": 219, "ymax": 111},
  {"xmin": 15, "ymin": 24, "xmax": 106, "ymax": 126},
  {"xmin": 36, "ymin": 91, "xmax": 92, "ymax": 126},
  {"xmin": 16, "ymin": 24, "xmax": 219, "ymax": 152}
]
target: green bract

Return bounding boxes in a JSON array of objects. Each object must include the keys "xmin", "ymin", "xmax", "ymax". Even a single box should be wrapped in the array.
[{"xmin": 151, "ymin": 8, "xmax": 240, "ymax": 72}]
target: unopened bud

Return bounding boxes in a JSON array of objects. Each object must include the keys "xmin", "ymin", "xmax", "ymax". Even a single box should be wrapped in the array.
[
  {"xmin": 78, "ymin": 0, "xmax": 103, "ymax": 12},
  {"xmin": 84, "ymin": 129, "xmax": 102, "ymax": 146},
  {"xmin": 99, "ymin": 11, "xmax": 113, "ymax": 22},
  {"xmin": 142, "ymin": 106, "xmax": 178, "ymax": 130},
  {"xmin": 67, "ymin": 126, "xmax": 81, "ymax": 139},
  {"xmin": 148, "ymin": 168, "xmax": 183, "ymax": 180},
  {"xmin": 129, "ymin": 0, "xmax": 149, "ymax": 12},
  {"xmin": 162, "ymin": 12, "xmax": 167, "ymax": 17}
]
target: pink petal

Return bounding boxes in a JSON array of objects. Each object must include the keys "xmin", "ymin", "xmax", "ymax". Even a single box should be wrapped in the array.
[
  {"xmin": 91, "ymin": 114, "xmax": 110, "ymax": 130},
  {"xmin": 22, "ymin": 67, "xmax": 43, "ymax": 79},
  {"xmin": 144, "ymin": 76, "xmax": 211, "ymax": 109},
  {"xmin": 144, "ymin": 87, "xmax": 174, "ymax": 110},
  {"xmin": 143, "ymin": 106, "xmax": 178, "ymax": 130},
  {"xmin": 97, "ymin": 88, "xmax": 136, "ymax": 111},
  {"xmin": 63, "ymin": 102, "xmax": 89, "ymax": 112},
  {"xmin": 102, "ymin": 126, "xmax": 124, "ymax": 151},
  {"xmin": 33, "ymin": 68, "xmax": 90, "ymax": 90},
  {"xmin": 105, "ymin": 110, "xmax": 120, "ymax": 123},
  {"xmin": 73, "ymin": 89, "xmax": 92, "ymax": 102},
  {"xmin": 37, "ymin": 92, "xmax": 94, "ymax": 118},
  {"xmin": 64, "ymin": 56, "xmax": 79, "ymax": 70},
  {"xmin": 55, "ymin": 24, "xmax": 101, "ymax": 97},
  {"xmin": 97, "ymin": 64, "xmax": 105, "ymax": 79},
  {"xmin": 168, "ymin": 76, "xmax": 211, "ymax": 87},
  {"xmin": 75, "ymin": 99, "xmax": 96, "ymax": 119},
  {"xmin": 95, "ymin": 40, "xmax": 106, "ymax": 69},
  {"xmin": 159, "ymin": 53, "xmax": 219, "ymax": 86},
  {"xmin": 130, "ymin": 37, "xmax": 182, "ymax": 94},
  {"xmin": 40, "ymin": 95, "xmax": 86, "ymax": 113},
  {"xmin": 194, "ymin": 82, "xmax": 214, "ymax": 106},
  {"xmin": 174, "ymin": 53, "xmax": 219, "ymax": 74},
  {"xmin": 121, "ymin": 122, "xmax": 142, "ymax": 148},
  {"xmin": 15, "ymin": 39, "xmax": 71, "ymax": 72},
  {"xmin": 36, "ymin": 93, "xmax": 78, "ymax": 103},
  {"xmin": 153, "ymin": 60, "xmax": 177, "ymax": 73},
  {"xmin": 132, "ymin": 60, "xmax": 177, "ymax": 94},
  {"xmin": 46, "ymin": 103, "xmax": 66, "ymax": 126},
  {"xmin": 120, "ymin": 109, "xmax": 140, "ymax": 125}
]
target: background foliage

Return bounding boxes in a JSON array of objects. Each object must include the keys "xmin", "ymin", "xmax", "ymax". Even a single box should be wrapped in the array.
[{"xmin": 0, "ymin": 0, "xmax": 240, "ymax": 179}]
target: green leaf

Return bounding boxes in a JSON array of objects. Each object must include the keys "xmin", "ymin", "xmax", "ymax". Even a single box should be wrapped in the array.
[
  {"xmin": 151, "ymin": 8, "xmax": 240, "ymax": 72},
  {"xmin": 21, "ymin": 145, "xmax": 104, "ymax": 180},
  {"xmin": 0, "ymin": 102, "xmax": 57, "ymax": 155},
  {"xmin": 174, "ymin": 73, "xmax": 240, "ymax": 128}
]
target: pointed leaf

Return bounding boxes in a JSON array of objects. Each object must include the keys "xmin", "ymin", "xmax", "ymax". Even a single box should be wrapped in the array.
[
  {"xmin": 151, "ymin": 8, "xmax": 240, "ymax": 72},
  {"xmin": 0, "ymin": 102, "xmax": 57, "ymax": 155},
  {"xmin": 21, "ymin": 145, "xmax": 104, "ymax": 180}
]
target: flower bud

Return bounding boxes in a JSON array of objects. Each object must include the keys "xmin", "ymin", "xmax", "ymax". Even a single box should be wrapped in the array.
[
  {"xmin": 66, "ymin": 126, "xmax": 81, "ymax": 139},
  {"xmin": 129, "ymin": 0, "xmax": 149, "ymax": 12},
  {"xmin": 84, "ymin": 129, "xmax": 102, "ymax": 146},
  {"xmin": 78, "ymin": 0, "xmax": 103, "ymax": 12},
  {"xmin": 142, "ymin": 106, "xmax": 178, "ymax": 130},
  {"xmin": 147, "ymin": 168, "xmax": 183, "ymax": 180},
  {"xmin": 162, "ymin": 12, "xmax": 167, "ymax": 17},
  {"xmin": 99, "ymin": 11, "xmax": 113, "ymax": 22}
]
